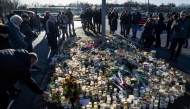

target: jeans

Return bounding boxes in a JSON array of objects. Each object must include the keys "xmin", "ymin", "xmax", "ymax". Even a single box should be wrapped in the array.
[
  {"xmin": 68, "ymin": 20, "xmax": 74, "ymax": 32},
  {"xmin": 170, "ymin": 38, "xmax": 185, "ymax": 59},
  {"xmin": 132, "ymin": 24, "xmax": 138, "ymax": 37},
  {"xmin": 123, "ymin": 24, "xmax": 130, "ymax": 38},
  {"xmin": 120, "ymin": 23, "xmax": 123, "ymax": 34}
]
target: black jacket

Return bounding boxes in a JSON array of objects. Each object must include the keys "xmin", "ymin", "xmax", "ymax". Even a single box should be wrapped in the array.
[
  {"xmin": 65, "ymin": 11, "xmax": 74, "ymax": 21},
  {"xmin": 122, "ymin": 13, "xmax": 132, "ymax": 25},
  {"xmin": 132, "ymin": 12, "xmax": 141, "ymax": 24},
  {"xmin": 0, "ymin": 49, "xmax": 43, "ymax": 94},
  {"xmin": 166, "ymin": 19, "xmax": 173, "ymax": 32},
  {"xmin": 20, "ymin": 21, "xmax": 34, "ymax": 43},
  {"xmin": 171, "ymin": 18, "xmax": 190, "ymax": 38},
  {"xmin": 0, "ymin": 35, "xmax": 11, "ymax": 50}
]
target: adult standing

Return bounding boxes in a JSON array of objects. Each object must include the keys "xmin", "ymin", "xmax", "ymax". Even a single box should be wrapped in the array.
[
  {"xmin": 122, "ymin": 10, "xmax": 132, "ymax": 38},
  {"xmin": 119, "ymin": 11, "xmax": 125, "ymax": 35},
  {"xmin": 86, "ymin": 8, "xmax": 94, "ymax": 31},
  {"xmin": 28, "ymin": 13, "xmax": 36, "ymax": 31},
  {"xmin": 131, "ymin": 9, "xmax": 141, "ymax": 38},
  {"xmin": 108, "ymin": 8, "xmax": 114, "ymax": 33},
  {"xmin": 65, "ymin": 8, "xmax": 74, "ymax": 33},
  {"xmin": 93, "ymin": 8, "xmax": 99, "ymax": 32},
  {"xmin": 20, "ymin": 15, "xmax": 35, "ymax": 52},
  {"xmin": 154, "ymin": 13, "xmax": 165, "ymax": 47},
  {"xmin": 44, "ymin": 11, "xmax": 50, "ymax": 32},
  {"xmin": 0, "ymin": 49, "xmax": 49, "ymax": 109},
  {"xmin": 109, "ymin": 8, "xmax": 118, "ymax": 36},
  {"xmin": 169, "ymin": 11, "xmax": 190, "ymax": 61},
  {"xmin": 34, "ymin": 11, "xmax": 41, "ymax": 34},
  {"xmin": 97, "ymin": 9, "xmax": 102, "ymax": 33},
  {"xmin": 165, "ymin": 12, "xmax": 176, "ymax": 49},
  {"xmin": 5, "ymin": 15, "xmax": 28, "ymax": 49},
  {"xmin": 46, "ymin": 15, "xmax": 59, "ymax": 52},
  {"xmin": 58, "ymin": 12, "xmax": 69, "ymax": 40},
  {"xmin": 80, "ymin": 10, "xmax": 87, "ymax": 31}
]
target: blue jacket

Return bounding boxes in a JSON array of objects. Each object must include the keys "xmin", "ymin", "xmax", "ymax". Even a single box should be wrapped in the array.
[{"xmin": 6, "ymin": 22, "xmax": 28, "ymax": 49}]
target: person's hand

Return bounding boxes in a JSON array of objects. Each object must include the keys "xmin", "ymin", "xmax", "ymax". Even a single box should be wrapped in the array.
[
  {"xmin": 41, "ymin": 91, "xmax": 49, "ymax": 98},
  {"xmin": 174, "ymin": 21, "xmax": 178, "ymax": 26}
]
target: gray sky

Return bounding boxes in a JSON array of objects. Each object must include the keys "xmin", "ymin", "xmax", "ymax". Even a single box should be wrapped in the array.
[{"xmin": 20, "ymin": 0, "xmax": 190, "ymax": 6}]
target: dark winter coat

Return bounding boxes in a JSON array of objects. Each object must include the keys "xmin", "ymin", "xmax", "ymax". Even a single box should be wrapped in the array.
[
  {"xmin": 166, "ymin": 19, "xmax": 174, "ymax": 32},
  {"xmin": 122, "ymin": 13, "xmax": 132, "ymax": 25},
  {"xmin": 142, "ymin": 19, "xmax": 155, "ymax": 39},
  {"xmin": 120, "ymin": 13, "xmax": 125, "ymax": 24},
  {"xmin": 93, "ymin": 11, "xmax": 99, "ymax": 23},
  {"xmin": 20, "ymin": 21, "xmax": 34, "ymax": 44},
  {"xmin": 131, "ymin": 12, "xmax": 141, "ymax": 24},
  {"xmin": 5, "ymin": 21, "xmax": 28, "ymax": 49},
  {"xmin": 0, "ymin": 49, "xmax": 43, "ymax": 94},
  {"xmin": 97, "ymin": 11, "xmax": 102, "ymax": 24},
  {"xmin": 108, "ymin": 11, "xmax": 112, "ymax": 25},
  {"xmin": 171, "ymin": 18, "xmax": 190, "ymax": 38},
  {"xmin": 109, "ymin": 12, "xmax": 118, "ymax": 31},
  {"xmin": 0, "ymin": 35, "xmax": 11, "ymax": 50},
  {"xmin": 154, "ymin": 18, "xmax": 165, "ymax": 34},
  {"xmin": 65, "ymin": 11, "xmax": 74, "ymax": 21},
  {"xmin": 80, "ymin": 13, "xmax": 87, "ymax": 23},
  {"xmin": 7, "ymin": 13, "xmax": 15, "ymax": 21}
]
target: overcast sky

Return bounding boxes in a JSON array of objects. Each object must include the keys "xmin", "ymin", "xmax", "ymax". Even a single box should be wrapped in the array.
[{"xmin": 20, "ymin": 0, "xmax": 190, "ymax": 6}]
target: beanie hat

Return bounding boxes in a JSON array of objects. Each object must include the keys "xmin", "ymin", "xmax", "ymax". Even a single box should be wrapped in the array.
[{"xmin": 0, "ymin": 24, "xmax": 10, "ymax": 34}]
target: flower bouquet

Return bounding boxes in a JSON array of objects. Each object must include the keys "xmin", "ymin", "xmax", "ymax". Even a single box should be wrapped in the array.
[{"xmin": 62, "ymin": 74, "xmax": 83, "ymax": 108}]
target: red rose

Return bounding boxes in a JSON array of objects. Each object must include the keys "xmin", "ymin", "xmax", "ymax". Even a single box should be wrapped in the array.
[
  {"xmin": 71, "ymin": 78, "xmax": 75, "ymax": 82},
  {"xmin": 70, "ymin": 74, "xmax": 72, "ymax": 77},
  {"xmin": 57, "ymin": 90, "xmax": 61, "ymax": 93}
]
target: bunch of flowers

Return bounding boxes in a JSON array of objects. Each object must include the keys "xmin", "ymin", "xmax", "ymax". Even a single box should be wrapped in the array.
[{"xmin": 62, "ymin": 74, "xmax": 83, "ymax": 103}]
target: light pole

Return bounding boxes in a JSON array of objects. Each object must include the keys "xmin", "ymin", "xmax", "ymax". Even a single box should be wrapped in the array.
[{"xmin": 101, "ymin": 0, "xmax": 106, "ymax": 43}]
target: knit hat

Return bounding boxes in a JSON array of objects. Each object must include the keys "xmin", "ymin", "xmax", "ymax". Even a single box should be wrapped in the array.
[{"xmin": 0, "ymin": 24, "xmax": 10, "ymax": 34}]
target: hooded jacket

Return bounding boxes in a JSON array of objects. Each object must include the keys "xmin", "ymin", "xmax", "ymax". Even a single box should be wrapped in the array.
[
  {"xmin": 0, "ymin": 49, "xmax": 43, "ymax": 95},
  {"xmin": 5, "ymin": 21, "xmax": 28, "ymax": 49}
]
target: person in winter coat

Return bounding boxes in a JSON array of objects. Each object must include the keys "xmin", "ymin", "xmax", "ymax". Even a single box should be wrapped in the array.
[
  {"xmin": 93, "ymin": 8, "xmax": 99, "ymax": 32},
  {"xmin": 44, "ymin": 11, "xmax": 50, "ymax": 32},
  {"xmin": 109, "ymin": 8, "xmax": 118, "ymax": 36},
  {"xmin": 169, "ymin": 11, "xmax": 190, "ymax": 61},
  {"xmin": 122, "ymin": 10, "xmax": 132, "ymax": 38},
  {"xmin": 34, "ymin": 11, "xmax": 41, "ymax": 34},
  {"xmin": 0, "ymin": 23, "xmax": 10, "ymax": 50},
  {"xmin": 5, "ymin": 15, "xmax": 28, "ymax": 49},
  {"xmin": 97, "ymin": 9, "xmax": 102, "ymax": 33},
  {"xmin": 143, "ymin": 18, "xmax": 155, "ymax": 49},
  {"xmin": 65, "ymin": 8, "xmax": 74, "ymax": 33},
  {"xmin": 108, "ymin": 8, "xmax": 114, "ymax": 33},
  {"xmin": 28, "ymin": 13, "xmax": 36, "ymax": 31},
  {"xmin": 0, "ymin": 49, "xmax": 49, "ymax": 109},
  {"xmin": 58, "ymin": 12, "xmax": 69, "ymax": 40},
  {"xmin": 20, "ymin": 15, "xmax": 35, "ymax": 52},
  {"xmin": 119, "ymin": 11, "xmax": 125, "ymax": 35},
  {"xmin": 80, "ymin": 10, "xmax": 87, "ymax": 31},
  {"xmin": 86, "ymin": 8, "xmax": 94, "ymax": 31},
  {"xmin": 131, "ymin": 9, "xmax": 141, "ymax": 38},
  {"xmin": 46, "ymin": 15, "xmax": 59, "ymax": 52},
  {"xmin": 165, "ymin": 12, "xmax": 176, "ymax": 49},
  {"xmin": 154, "ymin": 13, "xmax": 165, "ymax": 46},
  {"xmin": 183, "ymin": 14, "xmax": 190, "ymax": 48}
]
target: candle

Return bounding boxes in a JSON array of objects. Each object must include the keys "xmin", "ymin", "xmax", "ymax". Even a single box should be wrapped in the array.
[
  {"xmin": 127, "ymin": 98, "xmax": 132, "ymax": 104},
  {"xmin": 149, "ymin": 104, "xmax": 153, "ymax": 109},
  {"xmin": 170, "ymin": 96, "xmax": 174, "ymax": 104}
]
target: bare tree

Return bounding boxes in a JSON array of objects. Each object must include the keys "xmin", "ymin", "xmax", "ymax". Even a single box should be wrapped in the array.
[{"xmin": 11, "ymin": 0, "xmax": 21, "ymax": 9}]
